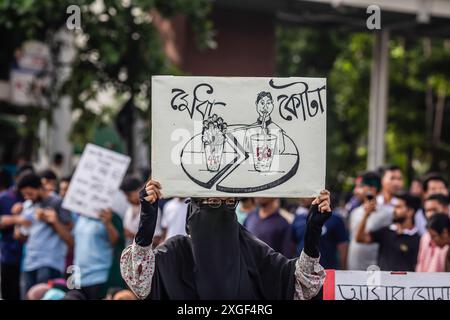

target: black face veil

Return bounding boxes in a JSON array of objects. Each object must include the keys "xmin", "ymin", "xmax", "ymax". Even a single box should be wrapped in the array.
[
  {"xmin": 186, "ymin": 200, "xmax": 242, "ymax": 299},
  {"xmin": 149, "ymin": 199, "xmax": 296, "ymax": 300}
]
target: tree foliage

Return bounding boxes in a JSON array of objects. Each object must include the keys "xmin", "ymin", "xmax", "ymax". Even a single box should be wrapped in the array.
[
  {"xmin": 276, "ymin": 26, "xmax": 450, "ymax": 191},
  {"xmin": 0, "ymin": 0, "xmax": 213, "ymax": 149}
]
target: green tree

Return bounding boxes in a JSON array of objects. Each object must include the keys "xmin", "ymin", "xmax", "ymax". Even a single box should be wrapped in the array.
[
  {"xmin": 0, "ymin": 0, "xmax": 214, "ymax": 157},
  {"xmin": 276, "ymin": 26, "xmax": 450, "ymax": 192}
]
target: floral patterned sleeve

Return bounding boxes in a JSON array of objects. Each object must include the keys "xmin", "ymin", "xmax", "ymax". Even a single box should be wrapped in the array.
[
  {"xmin": 120, "ymin": 240, "xmax": 155, "ymax": 300},
  {"xmin": 293, "ymin": 251, "xmax": 326, "ymax": 300}
]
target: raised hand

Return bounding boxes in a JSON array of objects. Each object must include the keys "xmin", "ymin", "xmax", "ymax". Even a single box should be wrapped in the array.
[
  {"xmin": 142, "ymin": 179, "xmax": 162, "ymax": 204},
  {"xmin": 311, "ymin": 189, "xmax": 331, "ymax": 213}
]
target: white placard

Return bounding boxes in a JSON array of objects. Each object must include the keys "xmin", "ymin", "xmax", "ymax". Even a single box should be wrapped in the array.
[
  {"xmin": 152, "ymin": 76, "xmax": 326, "ymax": 198},
  {"xmin": 62, "ymin": 144, "xmax": 130, "ymax": 218},
  {"xmin": 326, "ymin": 270, "xmax": 450, "ymax": 300}
]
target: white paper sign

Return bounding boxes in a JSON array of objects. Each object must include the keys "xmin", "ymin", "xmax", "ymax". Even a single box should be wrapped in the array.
[
  {"xmin": 324, "ymin": 270, "xmax": 450, "ymax": 300},
  {"xmin": 62, "ymin": 144, "xmax": 130, "ymax": 218},
  {"xmin": 152, "ymin": 76, "xmax": 326, "ymax": 198}
]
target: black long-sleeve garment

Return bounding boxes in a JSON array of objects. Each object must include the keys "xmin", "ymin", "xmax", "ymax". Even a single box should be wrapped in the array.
[{"xmin": 133, "ymin": 189, "xmax": 328, "ymax": 300}]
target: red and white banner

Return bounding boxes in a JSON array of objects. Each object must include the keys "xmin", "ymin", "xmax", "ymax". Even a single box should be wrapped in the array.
[{"xmin": 323, "ymin": 269, "xmax": 450, "ymax": 300}]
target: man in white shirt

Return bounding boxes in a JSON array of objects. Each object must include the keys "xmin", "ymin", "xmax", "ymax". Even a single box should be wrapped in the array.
[
  {"xmin": 161, "ymin": 198, "xmax": 188, "ymax": 241},
  {"xmin": 348, "ymin": 171, "xmax": 392, "ymax": 270},
  {"xmin": 377, "ymin": 165, "xmax": 404, "ymax": 213}
]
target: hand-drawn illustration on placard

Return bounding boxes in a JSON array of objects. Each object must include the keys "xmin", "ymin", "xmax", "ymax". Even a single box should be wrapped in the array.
[
  {"xmin": 62, "ymin": 144, "xmax": 131, "ymax": 218},
  {"xmin": 152, "ymin": 76, "xmax": 326, "ymax": 198}
]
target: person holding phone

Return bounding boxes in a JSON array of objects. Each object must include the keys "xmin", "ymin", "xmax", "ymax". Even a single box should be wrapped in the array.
[
  {"xmin": 4, "ymin": 173, "xmax": 73, "ymax": 295},
  {"xmin": 120, "ymin": 178, "xmax": 332, "ymax": 300},
  {"xmin": 347, "ymin": 171, "xmax": 392, "ymax": 270}
]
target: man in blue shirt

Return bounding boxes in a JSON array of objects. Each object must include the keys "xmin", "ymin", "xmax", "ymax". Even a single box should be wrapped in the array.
[
  {"xmin": 64, "ymin": 208, "xmax": 125, "ymax": 300},
  {"xmin": 5, "ymin": 173, "xmax": 73, "ymax": 294},
  {"xmin": 244, "ymin": 198, "xmax": 294, "ymax": 258},
  {"xmin": 292, "ymin": 200, "xmax": 349, "ymax": 269}
]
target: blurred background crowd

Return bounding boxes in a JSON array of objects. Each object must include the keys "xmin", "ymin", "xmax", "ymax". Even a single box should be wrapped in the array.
[
  {"xmin": 0, "ymin": 162, "xmax": 449, "ymax": 300},
  {"xmin": 0, "ymin": 0, "xmax": 450, "ymax": 300}
]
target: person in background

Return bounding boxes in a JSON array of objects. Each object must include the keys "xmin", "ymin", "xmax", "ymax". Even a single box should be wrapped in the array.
[
  {"xmin": 348, "ymin": 171, "xmax": 392, "ymax": 270},
  {"xmin": 378, "ymin": 165, "xmax": 404, "ymax": 213},
  {"xmin": 58, "ymin": 176, "xmax": 71, "ymax": 198},
  {"xmin": 64, "ymin": 207, "xmax": 125, "ymax": 300},
  {"xmin": 50, "ymin": 153, "xmax": 65, "ymax": 179},
  {"xmin": 104, "ymin": 287, "xmax": 137, "ymax": 300},
  {"xmin": 57, "ymin": 175, "xmax": 74, "ymax": 277},
  {"xmin": 419, "ymin": 173, "xmax": 449, "ymax": 234},
  {"xmin": 0, "ymin": 168, "xmax": 30, "ymax": 300},
  {"xmin": 161, "ymin": 197, "xmax": 188, "ymax": 242},
  {"xmin": 9, "ymin": 173, "xmax": 73, "ymax": 294},
  {"xmin": 415, "ymin": 194, "xmax": 449, "ymax": 272},
  {"xmin": 422, "ymin": 173, "xmax": 449, "ymax": 199},
  {"xmin": 120, "ymin": 176, "xmax": 144, "ymax": 246},
  {"xmin": 26, "ymin": 278, "xmax": 68, "ymax": 300},
  {"xmin": 292, "ymin": 196, "xmax": 349, "ymax": 269},
  {"xmin": 39, "ymin": 169, "xmax": 58, "ymax": 195},
  {"xmin": 111, "ymin": 289, "xmax": 137, "ymax": 300},
  {"xmin": 0, "ymin": 169, "xmax": 12, "ymax": 192},
  {"xmin": 355, "ymin": 192, "xmax": 421, "ymax": 271},
  {"xmin": 409, "ymin": 177, "xmax": 427, "ymax": 235},
  {"xmin": 409, "ymin": 178, "xmax": 424, "ymax": 199},
  {"xmin": 235, "ymin": 198, "xmax": 255, "ymax": 225},
  {"xmin": 426, "ymin": 214, "xmax": 450, "ymax": 272},
  {"xmin": 244, "ymin": 198, "xmax": 294, "ymax": 258},
  {"xmin": 423, "ymin": 194, "xmax": 449, "ymax": 220},
  {"xmin": 279, "ymin": 201, "xmax": 296, "ymax": 225},
  {"xmin": 344, "ymin": 175, "xmax": 364, "ymax": 217},
  {"xmin": 296, "ymin": 198, "xmax": 314, "ymax": 216}
]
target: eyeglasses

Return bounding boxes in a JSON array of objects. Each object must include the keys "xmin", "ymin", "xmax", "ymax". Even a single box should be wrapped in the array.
[{"xmin": 198, "ymin": 198, "xmax": 238, "ymax": 209}]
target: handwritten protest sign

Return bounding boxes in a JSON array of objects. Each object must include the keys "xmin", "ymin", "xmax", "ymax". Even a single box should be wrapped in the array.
[
  {"xmin": 62, "ymin": 144, "xmax": 130, "ymax": 218},
  {"xmin": 323, "ymin": 270, "xmax": 450, "ymax": 300},
  {"xmin": 151, "ymin": 76, "xmax": 327, "ymax": 198}
]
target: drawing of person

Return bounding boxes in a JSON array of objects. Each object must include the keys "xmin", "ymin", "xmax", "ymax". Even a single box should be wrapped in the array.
[{"xmin": 243, "ymin": 91, "xmax": 285, "ymax": 155}]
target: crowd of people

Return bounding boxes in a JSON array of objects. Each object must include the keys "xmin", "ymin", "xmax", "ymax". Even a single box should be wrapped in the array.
[{"xmin": 0, "ymin": 157, "xmax": 449, "ymax": 300}]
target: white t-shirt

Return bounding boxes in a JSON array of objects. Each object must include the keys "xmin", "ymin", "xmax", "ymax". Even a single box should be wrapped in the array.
[
  {"xmin": 123, "ymin": 204, "xmax": 163, "ymax": 246},
  {"xmin": 161, "ymin": 198, "xmax": 188, "ymax": 240},
  {"xmin": 347, "ymin": 204, "xmax": 392, "ymax": 270},
  {"xmin": 123, "ymin": 205, "xmax": 141, "ymax": 235}
]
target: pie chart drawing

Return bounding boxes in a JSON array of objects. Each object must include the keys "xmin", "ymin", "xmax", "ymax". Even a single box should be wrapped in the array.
[{"xmin": 180, "ymin": 124, "xmax": 300, "ymax": 194}]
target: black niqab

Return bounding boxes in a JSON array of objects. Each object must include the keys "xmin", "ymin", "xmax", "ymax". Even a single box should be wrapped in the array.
[{"xmin": 148, "ymin": 201, "xmax": 296, "ymax": 300}]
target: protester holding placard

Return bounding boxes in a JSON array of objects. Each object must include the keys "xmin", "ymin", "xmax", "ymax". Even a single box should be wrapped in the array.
[{"xmin": 120, "ymin": 178, "xmax": 332, "ymax": 300}]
